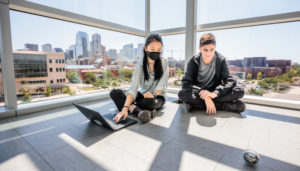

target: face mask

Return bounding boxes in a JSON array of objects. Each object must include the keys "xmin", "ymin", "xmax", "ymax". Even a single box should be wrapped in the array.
[{"xmin": 146, "ymin": 51, "xmax": 161, "ymax": 61}]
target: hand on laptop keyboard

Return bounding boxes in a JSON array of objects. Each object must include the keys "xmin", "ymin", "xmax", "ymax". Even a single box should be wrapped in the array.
[{"xmin": 113, "ymin": 110, "xmax": 128, "ymax": 123}]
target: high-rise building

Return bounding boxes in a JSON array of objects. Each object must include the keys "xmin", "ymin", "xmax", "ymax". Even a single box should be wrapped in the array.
[
  {"xmin": 106, "ymin": 49, "xmax": 117, "ymax": 61},
  {"xmin": 137, "ymin": 43, "xmax": 144, "ymax": 61},
  {"xmin": 90, "ymin": 33, "xmax": 102, "ymax": 57},
  {"xmin": 123, "ymin": 43, "xmax": 133, "ymax": 60},
  {"xmin": 69, "ymin": 45, "xmax": 83, "ymax": 60},
  {"xmin": 42, "ymin": 43, "xmax": 52, "ymax": 52},
  {"xmin": 25, "ymin": 43, "xmax": 38, "ymax": 51},
  {"xmin": 54, "ymin": 48, "xmax": 63, "ymax": 52},
  {"xmin": 76, "ymin": 31, "xmax": 89, "ymax": 57}
]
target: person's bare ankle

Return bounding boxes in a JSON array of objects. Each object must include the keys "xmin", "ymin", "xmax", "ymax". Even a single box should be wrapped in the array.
[{"xmin": 129, "ymin": 104, "xmax": 136, "ymax": 113}]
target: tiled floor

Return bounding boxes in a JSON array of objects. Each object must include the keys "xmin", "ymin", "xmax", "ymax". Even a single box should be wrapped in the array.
[{"xmin": 0, "ymin": 93, "xmax": 300, "ymax": 171}]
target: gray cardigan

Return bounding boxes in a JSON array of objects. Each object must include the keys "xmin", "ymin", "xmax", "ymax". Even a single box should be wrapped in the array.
[{"xmin": 127, "ymin": 57, "xmax": 169, "ymax": 99}]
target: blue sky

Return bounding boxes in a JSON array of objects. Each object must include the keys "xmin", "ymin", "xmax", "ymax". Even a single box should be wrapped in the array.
[{"xmin": 9, "ymin": 0, "xmax": 300, "ymax": 63}]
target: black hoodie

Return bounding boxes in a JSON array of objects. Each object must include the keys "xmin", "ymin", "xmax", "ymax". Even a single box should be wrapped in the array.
[{"xmin": 181, "ymin": 51, "xmax": 236, "ymax": 97}]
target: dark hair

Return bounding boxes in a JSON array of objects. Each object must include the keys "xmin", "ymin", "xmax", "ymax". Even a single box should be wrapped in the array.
[
  {"xmin": 200, "ymin": 33, "xmax": 216, "ymax": 46},
  {"xmin": 143, "ymin": 34, "xmax": 163, "ymax": 81}
]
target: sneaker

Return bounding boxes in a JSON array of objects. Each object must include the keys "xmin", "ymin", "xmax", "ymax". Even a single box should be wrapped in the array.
[
  {"xmin": 151, "ymin": 109, "xmax": 156, "ymax": 119},
  {"xmin": 137, "ymin": 110, "xmax": 151, "ymax": 123},
  {"xmin": 222, "ymin": 100, "xmax": 246, "ymax": 113},
  {"xmin": 182, "ymin": 102, "xmax": 192, "ymax": 113}
]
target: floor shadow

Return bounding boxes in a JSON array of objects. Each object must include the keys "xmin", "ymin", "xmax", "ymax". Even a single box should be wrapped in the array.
[{"xmin": 244, "ymin": 109, "xmax": 300, "ymax": 125}]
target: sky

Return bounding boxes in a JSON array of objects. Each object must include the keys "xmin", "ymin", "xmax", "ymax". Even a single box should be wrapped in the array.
[{"xmin": 9, "ymin": 0, "xmax": 300, "ymax": 63}]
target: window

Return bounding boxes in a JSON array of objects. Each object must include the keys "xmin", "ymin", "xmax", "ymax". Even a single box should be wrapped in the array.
[
  {"xmin": 26, "ymin": 0, "xmax": 145, "ymax": 30},
  {"xmin": 197, "ymin": 0, "xmax": 300, "ymax": 24},
  {"xmin": 162, "ymin": 34, "xmax": 185, "ymax": 88},
  {"xmin": 151, "ymin": 0, "xmax": 186, "ymax": 31},
  {"xmin": 50, "ymin": 80, "xmax": 53, "ymax": 84},
  {"xmin": 49, "ymin": 59, "xmax": 52, "ymax": 63},
  {"xmin": 10, "ymin": 10, "xmax": 144, "ymax": 104},
  {"xmin": 49, "ymin": 68, "xmax": 52, "ymax": 72}
]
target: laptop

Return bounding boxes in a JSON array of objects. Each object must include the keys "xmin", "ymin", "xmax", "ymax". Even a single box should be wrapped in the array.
[{"xmin": 72, "ymin": 103, "xmax": 137, "ymax": 131}]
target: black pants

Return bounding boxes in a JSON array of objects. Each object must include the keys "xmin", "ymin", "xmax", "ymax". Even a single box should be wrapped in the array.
[
  {"xmin": 178, "ymin": 86, "xmax": 245, "ymax": 109},
  {"xmin": 109, "ymin": 89, "xmax": 166, "ymax": 112}
]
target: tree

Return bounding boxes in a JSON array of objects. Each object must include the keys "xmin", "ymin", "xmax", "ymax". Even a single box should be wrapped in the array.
[
  {"xmin": 62, "ymin": 86, "xmax": 75, "ymax": 95},
  {"xmin": 247, "ymin": 73, "xmax": 252, "ymax": 80},
  {"xmin": 22, "ymin": 88, "xmax": 32, "ymax": 102},
  {"xmin": 176, "ymin": 68, "xmax": 183, "ymax": 80},
  {"xmin": 45, "ymin": 86, "xmax": 51, "ymax": 97},
  {"xmin": 257, "ymin": 72, "xmax": 262, "ymax": 80},
  {"xmin": 119, "ymin": 69, "xmax": 133, "ymax": 80},
  {"xmin": 85, "ymin": 72, "xmax": 97, "ymax": 84},
  {"xmin": 102, "ymin": 70, "xmax": 114, "ymax": 80},
  {"xmin": 66, "ymin": 71, "xmax": 80, "ymax": 83}
]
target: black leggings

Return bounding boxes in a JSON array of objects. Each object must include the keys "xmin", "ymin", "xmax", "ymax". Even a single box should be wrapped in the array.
[
  {"xmin": 109, "ymin": 89, "xmax": 166, "ymax": 111},
  {"xmin": 178, "ymin": 86, "xmax": 245, "ymax": 109}
]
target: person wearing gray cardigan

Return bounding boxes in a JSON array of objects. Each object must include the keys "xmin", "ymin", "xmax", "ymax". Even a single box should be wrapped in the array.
[{"xmin": 110, "ymin": 34, "xmax": 169, "ymax": 123}]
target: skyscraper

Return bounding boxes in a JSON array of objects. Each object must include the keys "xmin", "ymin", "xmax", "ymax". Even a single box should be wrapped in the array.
[
  {"xmin": 137, "ymin": 43, "xmax": 144, "ymax": 61},
  {"xmin": 90, "ymin": 33, "xmax": 102, "ymax": 57},
  {"xmin": 123, "ymin": 43, "xmax": 133, "ymax": 60},
  {"xmin": 76, "ymin": 31, "xmax": 89, "ymax": 57},
  {"xmin": 106, "ymin": 49, "xmax": 117, "ymax": 61},
  {"xmin": 25, "ymin": 43, "xmax": 38, "ymax": 51},
  {"xmin": 54, "ymin": 48, "xmax": 63, "ymax": 52},
  {"xmin": 42, "ymin": 43, "xmax": 52, "ymax": 52},
  {"xmin": 69, "ymin": 45, "xmax": 83, "ymax": 60}
]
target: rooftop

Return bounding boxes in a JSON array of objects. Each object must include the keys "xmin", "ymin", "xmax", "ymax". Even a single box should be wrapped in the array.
[{"xmin": 0, "ymin": 93, "xmax": 299, "ymax": 171}]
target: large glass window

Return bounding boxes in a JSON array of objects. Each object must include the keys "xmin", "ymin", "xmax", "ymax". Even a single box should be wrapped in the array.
[
  {"xmin": 161, "ymin": 34, "xmax": 185, "ymax": 88},
  {"xmin": 197, "ymin": 0, "xmax": 300, "ymax": 24},
  {"xmin": 10, "ymin": 10, "xmax": 144, "ymax": 104},
  {"xmin": 151, "ymin": 0, "xmax": 186, "ymax": 31},
  {"xmin": 196, "ymin": 22, "xmax": 300, "ymax": 101},
  {"xmin": 26, "ymin": 0, "xmax": 145, "ymax": 30}
]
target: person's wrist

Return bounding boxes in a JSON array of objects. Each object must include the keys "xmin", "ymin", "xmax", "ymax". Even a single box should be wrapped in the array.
[
  {"xmin": 211, "ymin": 92, "xmax": 217, "ymax": 99},
  {"xmin": 151, "ymin": 92, "xmax": 157, "ymax": 98},
  {"xmin": 122, "ymin": 106, "xmax": 129, "ymax": 112}
]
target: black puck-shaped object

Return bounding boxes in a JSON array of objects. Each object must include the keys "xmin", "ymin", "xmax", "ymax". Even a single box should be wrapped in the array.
[{"xmin": 243, "ymin": 149, "xmax": 260, "ymax": 166}]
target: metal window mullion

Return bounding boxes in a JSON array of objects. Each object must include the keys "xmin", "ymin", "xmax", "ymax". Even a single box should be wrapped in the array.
[
  {"xmin": 145, "ymin": 0, "xmax": 150, "ymax": 37},
  {"xmin": 184, "ymin": 0, "xmax": 197, "ymax": 71},
  {"xmin": 0, "ymin": 2, "xmax": 17, "ymax": 109}
]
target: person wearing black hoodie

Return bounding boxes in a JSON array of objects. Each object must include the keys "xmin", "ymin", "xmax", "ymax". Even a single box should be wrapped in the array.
[{"xmin": 178, "ymin": 33, "xmax": 245, "ymax": 114}]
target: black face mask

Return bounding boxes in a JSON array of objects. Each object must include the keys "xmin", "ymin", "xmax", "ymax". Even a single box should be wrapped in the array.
[{"xmin": 146, "ymin": 51, "xmax": 161, "ymax": 61}]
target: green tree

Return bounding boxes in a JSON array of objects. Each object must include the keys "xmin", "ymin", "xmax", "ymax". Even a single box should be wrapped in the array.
[
  {"xmin": 22, "ymin": 88, "xmax": 32, "ymax": 102},
  {"xmin": 85, "ymin": 72, "xmax": 97, "ymax": 84},
  {"xmin": 257, "ymin": 72, "xmax": 262, "ymax": 80},
  {"xmin": 102, "ymin": 70, "xmax": 114, "ymax": 80},
  {"xmin": 176, "ymin": 68, "xmax": 183, "ymax": 80},
  {"xmin": 66, "ymin": 71, "xmax": 80, "ymax": 83},
  {"xmin": 247, "ymin": 73, "xmax": 252, "ymax": 80},
  {"xmin": 93, "ymin": 78, "xmax": 103, "ymax": 88},
  {"xmin": 45, "ymin": 86, "xmax": 51, "ymax": 97},
  {"xmin": 119, "ymin": 69, "xmax": 133, "ymax": 80},
  {"xmin": 62, "ymin": 86, "xmax": 75, "ymax": 95}
]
